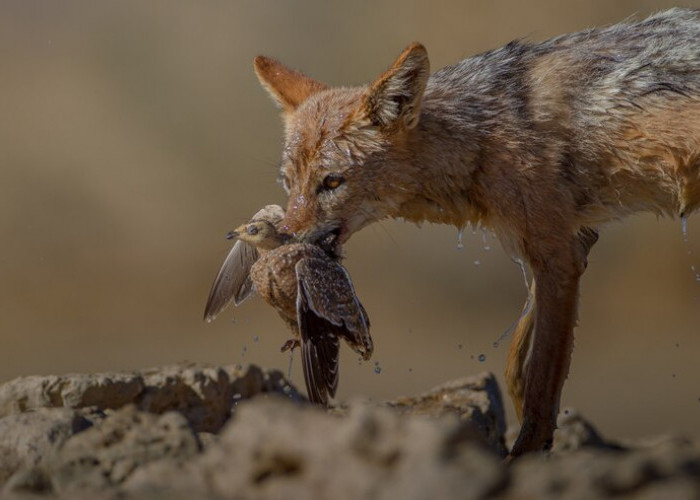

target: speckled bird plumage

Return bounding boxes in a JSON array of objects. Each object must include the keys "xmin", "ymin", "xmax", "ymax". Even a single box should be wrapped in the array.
[{"xmin": 204, "ymin": 205, "xmax": 372, "ymax": 406}]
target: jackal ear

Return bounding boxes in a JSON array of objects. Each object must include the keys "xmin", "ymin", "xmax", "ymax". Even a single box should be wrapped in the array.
[
  {"xmin": 364, "ymin": 43, "xmax": 430, "ymax": 130},
  {"xmin": 254, "ymin": 56, "xmax": 327, "ymax": 112}
]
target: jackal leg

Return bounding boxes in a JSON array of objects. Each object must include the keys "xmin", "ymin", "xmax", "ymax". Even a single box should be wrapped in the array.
[
  {"xmin": 509, "ymin": 227, "xmax": 598, "ymax": 457},
  {"xmin": 506, "ymin": 227, "xmax": 597, "ymax": 424},
  {"xmin": 509, "ymin": 262, "xmax": 580, "ymax": 455},
  {"xmin": 505, "ymin": 280, "xmax": 536, "ymax": 422}
]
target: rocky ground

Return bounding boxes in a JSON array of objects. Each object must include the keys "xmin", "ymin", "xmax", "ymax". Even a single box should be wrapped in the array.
[{"xmin": 0, "ymin": 364, "xmax": 697, "ymax": 499}]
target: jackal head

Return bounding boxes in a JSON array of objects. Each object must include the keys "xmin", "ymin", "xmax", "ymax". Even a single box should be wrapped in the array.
[{"xmin": 254, "ymin": 43, "xmax": 430, "ymax": 246}]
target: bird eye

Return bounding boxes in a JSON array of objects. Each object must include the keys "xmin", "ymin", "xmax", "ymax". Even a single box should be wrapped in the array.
[
  {"xmin": 322, "ymin": 174, "xmax": 344, "ymax": 191},
  {"xmin": 246, "ymin": 225, "xmax": 259, "ymax": 235}
]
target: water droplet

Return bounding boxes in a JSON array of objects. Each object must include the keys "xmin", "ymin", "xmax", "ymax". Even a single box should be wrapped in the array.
[
  {"xmin": 473, "ymin": 260, "xmax": 481, "ymax": 266},
  {"xmin": 374, "ymin": 361, "xmax": 379, "ymax": 366},
  {"xmin": 374, "ymin": 366, "xmax": 382, "ymax": 374},
  {"xmin": 478, "ymin": 354, "xmax": 486, "ymax": 362},
  {"xmin": 681, "ymin": 216, "xmax": 689, "ymax": 242},
  {"xmin": 492, "ymin": 341, "xmax": 500, "ymax": 348},
  {"xmin": 457, "ymin": 227, "xmax": 464, "ymax": 250},
  {"xmin": 241, "ymin": 345, "xmax": 248, "ymax": 359},
  {"xmin": 205, "ymin": 318, "xmax": 212, "ymax": 324},
  {"xmin": 287, "ymin": 353, "xmax": 294, "ymax": 379},
  {"xmin": 253, "ymin": 335, "xmax": 259, "ymax": 343},
  {"xmin": 481, "ymin": 232, "xmax": 491, "ymax": 251},
  {"xmin": 691, "ymin": 265, "xmax": 700, "ymax": 282}
]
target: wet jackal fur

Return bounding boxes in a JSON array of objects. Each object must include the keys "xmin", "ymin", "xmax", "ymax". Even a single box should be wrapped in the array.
[{"xmin": 253, "ymin": 9, "xmax": 700, "ymax": 456}]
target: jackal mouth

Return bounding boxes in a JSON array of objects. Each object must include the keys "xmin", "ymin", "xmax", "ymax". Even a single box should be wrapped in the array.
[{"xmin": 319, "ymin": 227, "xmax": 343, "ymax": 257}]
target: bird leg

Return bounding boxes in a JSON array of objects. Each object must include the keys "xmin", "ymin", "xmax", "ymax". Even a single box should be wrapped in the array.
[{"xmin": 280, "ymin": 338, "xmax": 300, "ymax": 353}]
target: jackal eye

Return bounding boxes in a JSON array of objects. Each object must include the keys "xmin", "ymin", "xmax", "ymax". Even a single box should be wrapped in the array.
[
  {"xmin": 321, "ymin": 174, "xmax": 344, "ymax": 191},
  {"xmin": 246, "ymin": 225, "xmax": 259, "ymax": 235}
]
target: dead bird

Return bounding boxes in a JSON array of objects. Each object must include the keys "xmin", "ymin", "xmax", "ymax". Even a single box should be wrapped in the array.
[{"xmin": 203, "ymin": 205, "xmax": 373, "ymax": 406}]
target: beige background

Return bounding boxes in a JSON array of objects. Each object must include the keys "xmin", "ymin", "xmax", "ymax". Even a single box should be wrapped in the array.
[{"xmin": 1, "ymin": 0, "xmax": 698, "ymax": 440}]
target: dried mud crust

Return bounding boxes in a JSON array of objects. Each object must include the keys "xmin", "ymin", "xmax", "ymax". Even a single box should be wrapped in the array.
[{"xmin": 0, "ymin": 364, "xmax": 696, "ymax": 499}]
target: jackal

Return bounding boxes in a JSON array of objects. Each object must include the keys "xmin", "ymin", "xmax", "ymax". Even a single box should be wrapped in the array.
[{"xmin": 252, "ymin": 8, "xmax": 700, "ymax": 456}]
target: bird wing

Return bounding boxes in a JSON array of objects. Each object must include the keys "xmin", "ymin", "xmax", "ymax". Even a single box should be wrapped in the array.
[
  {"xmin": 296, "ymin": 293, "xmax": 340, "ymax": 406},
  {"xmin": 203, "ymin": 239, "xmax": 259, "ymax": 322},
  {"xmin": 296, "ymin": 257, "xmax": 373, "ymax": 358}
]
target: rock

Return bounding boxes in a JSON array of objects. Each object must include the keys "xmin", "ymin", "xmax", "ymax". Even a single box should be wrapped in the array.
[
  {"xmin": 387, "ymin": 372, "xmax": 507, "ymax": 456},
  {"xmin": 122, "ymin": 396, "xmax": 506, "ymax": 500},
  {"xmin": 1, "ymin": 364, "xmax": 698, "ymax": 499},
  {"xmin": 505, "ymin": 409, "xmax": 700, "ymax": 498},
  {"xmin": 0, "ymin": 408, "xmax": 98, "ymax": 484},
  {"xmin": 136, "ymin": 364, "xmax": 301, "ymax": 433},
  {"xmin": 0, "ymin": 372, "xmax": 144, "ymax": 416},
  {"xmin": 0, "ymin": 364, "xmax": 303, "ymax": 434},
  {"xmin": 508, "ymin": 441, "xmax": 700, "ymax": 499},
  {"xmin": 553, "ymin": 407, "xmax": 625, "ymax": 453},
  {"xmin": 4, "ymin": 405, "xmax": 202, "ymax": 497},
  {"xmin": 0, "ymin": 367, "xmax": 509, "ymax": 499}
]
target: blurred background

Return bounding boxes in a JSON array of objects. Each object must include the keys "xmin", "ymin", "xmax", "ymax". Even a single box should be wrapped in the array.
[{"xmin": 1, "ymin": 0, "xmax": 698, "ymax": 441}]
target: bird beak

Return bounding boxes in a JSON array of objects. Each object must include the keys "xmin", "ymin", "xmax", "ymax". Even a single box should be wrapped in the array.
[{"xmin": 226, "ymin": 222, "xmax": 250, "ymax": 240}]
